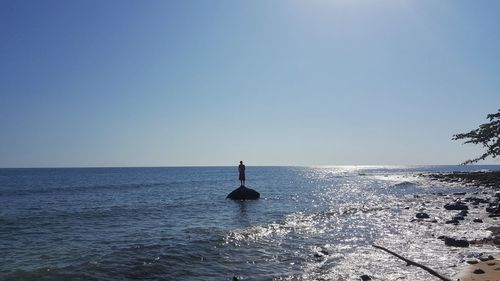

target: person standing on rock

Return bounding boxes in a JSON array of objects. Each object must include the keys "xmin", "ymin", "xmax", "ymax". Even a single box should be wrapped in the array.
[{"xmin": 238, "ymin": 161, "xmax": 246, "ymax": 187}]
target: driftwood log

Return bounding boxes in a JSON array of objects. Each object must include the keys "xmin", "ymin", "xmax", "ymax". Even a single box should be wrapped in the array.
[{"xmin": 372, "ymin": 245, "xmax": 452, "ymax": 281}]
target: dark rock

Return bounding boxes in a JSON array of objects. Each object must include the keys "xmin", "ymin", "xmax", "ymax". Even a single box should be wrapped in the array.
[
  {"xmin": 360, "ymin": 275, "xmax": 371, "ymax": 281},
  {"xmin": 444, "ymin": 202, "xmax": 469, "ymax": 210},
  {"xmin": 473, "ymin": 218, "xmax": 483, "ymax": 223},
  {"xmin": 444, "ymin": 237, "xmax": 469, "ymax": 247},
  {"xmin": 486, "ymin": 206, "xmax": 497, "ymax": 212},
  {"xmin": 226, "ymin": 186, "xmax": 260, "ymax": 200},
  {"xmin": 445, "ymin": 219, "xmax": 459, "ymax": 224},
  {"xmin": 415, "ymin": 212, "xmax": 430, "ymax": 219},
  {"xmin": 458, "ymin": 210, "xmax": 469, "ymax": 216},
  {"xmin": 467, "ymin": 260, "xmax": 479, "ymax": 264},
  {"xmin": 437, "ymin": 235, "xmax": 447, "ymax": 240},
  {"xmin": 454, "ymin": 192, "xmax": 466, "ymax": 196},
  {"xmin": 473, "ymin": 268, "xmax": 485, "ymax": 274},
  {"xmin": 430, "ymin": 219, "xmax": 438, "ymax": 223},
  {"xmin": 453, "ymin": 216, "xmax": 465, "ymax": 221},
  {"xmin": 479, "ymin": 255, "xmax": 494, "ymax": 262},
  {"xmin": 494, "ymin": 236, "xmax": 500, "ymax": 245},
  {"xmin": 466, "ymin": 197, "xmax": 490, "ymax": 205},
  {"xmin": 320, "ymin": 249, "xmax": 329, "ymax": 256},
  {"xmin": 232, "ymin": 277, "xmax": 239, "ymax": 281}
]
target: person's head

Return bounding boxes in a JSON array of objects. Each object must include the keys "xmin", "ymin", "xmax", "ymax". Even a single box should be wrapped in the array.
[{"xmin": 240, "ymin": 161, "xmax": 243, "ymax": 164}]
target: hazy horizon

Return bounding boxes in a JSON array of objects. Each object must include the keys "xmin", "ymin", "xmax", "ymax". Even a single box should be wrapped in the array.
[
  {"xmin": 1, "ymin": 0, "xmax": 499, "ymax": 168},
  {"xmin": 3, "ymin": 164, "xmax": 500, "ymax": 170}
]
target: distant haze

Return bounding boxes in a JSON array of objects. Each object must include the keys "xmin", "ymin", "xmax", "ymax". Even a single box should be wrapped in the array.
[{"xmin": 1, "ymin": 0, "xmax": 499, "ymax": 168}]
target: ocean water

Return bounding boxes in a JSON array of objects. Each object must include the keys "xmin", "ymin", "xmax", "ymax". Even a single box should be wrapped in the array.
[{"xmin": 1, "ymin": 165, "xmax": 499, "ymax": 281}]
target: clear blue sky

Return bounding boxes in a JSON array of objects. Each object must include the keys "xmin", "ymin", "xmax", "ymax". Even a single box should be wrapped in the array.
[{"xmin": 1, "ymin": 0, "xmax": 499, "ymax": 167}]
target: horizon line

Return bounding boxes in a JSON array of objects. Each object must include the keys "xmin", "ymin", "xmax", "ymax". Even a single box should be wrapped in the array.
[{"xmin": 1, "ymin": 164, "xmax": 500, "ymax": 169}]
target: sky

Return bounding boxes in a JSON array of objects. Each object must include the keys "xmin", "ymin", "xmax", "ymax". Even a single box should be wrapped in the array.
[{"xmin": 0, "ymin": 0, "xmax": 499, "ymax": 167}]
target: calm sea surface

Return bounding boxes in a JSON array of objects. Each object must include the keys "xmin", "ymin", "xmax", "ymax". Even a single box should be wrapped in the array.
[{"xmin": 1, "ymin": 166, "xmax": 499, "ymax": 280}]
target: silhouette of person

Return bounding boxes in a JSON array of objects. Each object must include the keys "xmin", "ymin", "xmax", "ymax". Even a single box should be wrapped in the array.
[{"xmin": 238, "ymin": 161, "xmax": 246, "ymax": 187}]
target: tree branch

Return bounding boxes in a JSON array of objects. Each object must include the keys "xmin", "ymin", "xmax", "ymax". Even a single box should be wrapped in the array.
[
  {"xmin": 453, "ymin": 109, "xmax": 500, "ymax": 164},
  {"xmin": 372, "ymin": 244, "xmax": 452, "ymax": 281}
]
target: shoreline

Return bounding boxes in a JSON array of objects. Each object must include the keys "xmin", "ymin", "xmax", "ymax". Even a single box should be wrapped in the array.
[{"xmin": 424, "ymin": 170, "xmax": 500, "ymax": 281}]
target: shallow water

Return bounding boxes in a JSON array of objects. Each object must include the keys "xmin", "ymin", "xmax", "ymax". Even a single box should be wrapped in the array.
[{"xmin": 0, "ymin": 166, "xmax": 498, "ymax": 280}]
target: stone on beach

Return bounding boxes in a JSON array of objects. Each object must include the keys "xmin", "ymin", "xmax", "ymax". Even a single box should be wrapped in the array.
[
  {"xmin": 473, "ymin": 268, "xmax": 485, "ymax": 274},
  {"xmin": 454, "ymin": 258, "xmax": 500, "ymax": 281}
]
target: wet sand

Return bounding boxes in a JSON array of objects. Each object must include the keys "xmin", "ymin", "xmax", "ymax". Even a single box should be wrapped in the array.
[{"xmin": 455, "ymin": 258, "xmax": 500, "ymax": 281}]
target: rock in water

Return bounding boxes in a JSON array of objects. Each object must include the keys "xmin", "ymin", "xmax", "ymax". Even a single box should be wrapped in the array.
[
  {"xmin": 444, "ymin": 237, "xmax": 469, "ymax": 247},
  {"xmin": 360, "ymin": 274, "xmax": 371, "ymax": 281},
  {"xmin": 415, "ymin": 212, "xmax": 430, "ymax": 219},
  {"xmin": 444, "ymin": 202, "xmax": 469, "ymax": 210},
  {"xmin": 226, "ymin": 186, "xmax": 260, "ymax": 200}
]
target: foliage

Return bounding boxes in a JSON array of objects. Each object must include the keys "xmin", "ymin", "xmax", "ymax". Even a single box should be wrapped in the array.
[{"xmin": 453, "ymin": 109, "xmax": 500, "ymax": 164}]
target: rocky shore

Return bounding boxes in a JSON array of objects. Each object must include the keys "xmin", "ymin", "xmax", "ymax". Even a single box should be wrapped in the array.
[
  {"xmin": 424, "ymin": 170, "xmax": 500, "ymax": 280},
  {"xmin": 426, "ymin": 170, "xmax": 500, "ymax": 227},
  {"xmin": 427, "ymin": 171, "xmax": 500, "ymax": 189}
]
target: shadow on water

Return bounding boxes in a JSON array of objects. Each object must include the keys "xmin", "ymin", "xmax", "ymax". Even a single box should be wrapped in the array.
[{"xmin": 230, "ymin": 200, "xmax": 257, "ymax": 228}]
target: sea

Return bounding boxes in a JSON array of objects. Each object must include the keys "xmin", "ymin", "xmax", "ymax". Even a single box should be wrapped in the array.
[{"xmin": 1, "ymin": 165, "xmax": 499, "ymax": 281}]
